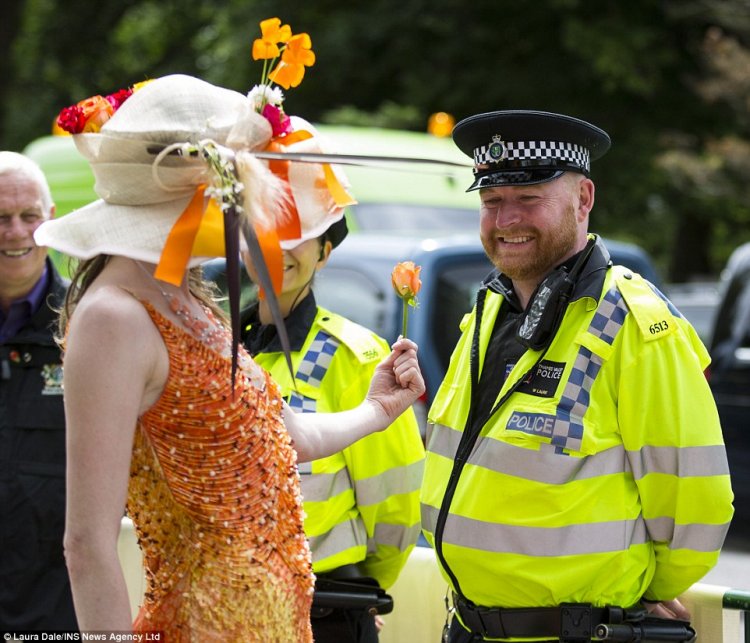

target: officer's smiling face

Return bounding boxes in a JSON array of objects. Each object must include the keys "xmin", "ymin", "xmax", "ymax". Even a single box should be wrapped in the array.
[
  {"xmin": 478, "ymin": 172, "xmax": 593, "ymax": 290},
  {"xmin": 242, "ymin": 236, "xmax": 331, "ymax": 317},
  {"xmin": 0, "ymin": 170, "xmax": 53, "ymax": 310}
]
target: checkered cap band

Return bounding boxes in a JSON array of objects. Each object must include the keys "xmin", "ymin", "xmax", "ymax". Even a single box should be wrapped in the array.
[{"xmin": 473, "ymin": 140, "xmax": 590, "ymax": 172}]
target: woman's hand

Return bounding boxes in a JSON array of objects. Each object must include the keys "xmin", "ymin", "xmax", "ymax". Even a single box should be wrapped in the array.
[{"xmin": 365, "ymin": 337, "xmax": 425, "ymax": 423}]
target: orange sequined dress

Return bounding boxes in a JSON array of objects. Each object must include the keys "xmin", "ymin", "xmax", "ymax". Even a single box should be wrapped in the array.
[{"xmin": 127, "ymin": 301, "xmax": 314, "ymax": 642}]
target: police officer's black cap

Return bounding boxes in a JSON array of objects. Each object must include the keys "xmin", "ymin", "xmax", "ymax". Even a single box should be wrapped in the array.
[
  {"xmin": 452, "ymin": 110, "xmax": 611, "ymax": 191},
  {"xmin": 324, "ymin": 216, "xmax": 349, "ymax": 249}
]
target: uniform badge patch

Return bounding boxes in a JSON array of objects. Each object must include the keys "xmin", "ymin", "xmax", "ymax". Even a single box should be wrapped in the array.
[
  {"xmin": 505, "ymin": 359, "xmax": 565, "ymax": 398},
  {"xmin": 489, "ymin": 135, "xmax": 507, "ymax": 161},
  {"xmin": 41, "ymin": 363, "xmax": 64, "ymax": 395}
]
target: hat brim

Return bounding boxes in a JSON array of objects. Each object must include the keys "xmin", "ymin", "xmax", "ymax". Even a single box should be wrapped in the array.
[
  {"xmin": 34, "ymin": 195, "xmax": 215, "ymax": 267},
  {"xmin": 466, "ymin": 168, "xmax": 566, "ymax": 191},
  {"xmin": 278, "ymin": 212, "xmax": 349, "ymax": 250}
]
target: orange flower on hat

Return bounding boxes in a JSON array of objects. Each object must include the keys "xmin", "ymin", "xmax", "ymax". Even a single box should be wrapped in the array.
[
  {"xmin": 392, "ymin": 261, "xmax": 422, "ymax": 338},
  {"xmin": 267, "ymin": 33, "xmax": 316, "ymax": 89},
  {"xmin": 248, "ymin": 18, "xmax": 316, "ymax": 133},
  {"xmin": 77, "ymin": 96, "xmax": 115, "ymax": 133},
  {"xmin": 252, "ymin": 17, "xmax": 292, "ymax": 60}
]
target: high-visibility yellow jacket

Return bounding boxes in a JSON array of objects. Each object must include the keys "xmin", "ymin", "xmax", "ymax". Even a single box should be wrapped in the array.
[
  {"xmin": 250, "ymin": 303, "xmax": 425, "ymax": 589},
  {"xmin": 422, "ymin": 260, "xmax": 734, "ymax": 626}
]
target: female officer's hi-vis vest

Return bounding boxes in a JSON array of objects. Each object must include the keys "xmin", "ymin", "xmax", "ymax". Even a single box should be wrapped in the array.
[
  {"xmin": 421, "ymin": 265, "xmax": 733, "ymax": 614},
  {"xmin": 254, "ymin": 307, "xmax": 425, "ymax": 590}
]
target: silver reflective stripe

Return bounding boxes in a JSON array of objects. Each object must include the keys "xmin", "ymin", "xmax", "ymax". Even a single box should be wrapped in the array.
[
  {"xmin": 300, "ymin": 467, "xmax": 353, "ymax": 503},
  {"xmin": 421, "ymin": 502, "xmax": 437, "ymax": 534},
  {"xmin": 430, "ymin": 423, "xmax": 627, "ymax": 484},
  {"xmin": 425, "ymin": 422, "xmax": 462, "ymax": 460},
  {"xmin": 368, "ymin": 521, "xmax": 423, "ymax": 555},
  {"xmin": 355, "ymin": 460, "xmax": 424, "ymax": 507},
  {"xmin": 627, "ymin": 444, "xmax": 731, "ymax": 480},
  {"xmin": 309, "ymin": 515, "xmax": 368, "ymax": 562},
  {"xmin": 474, "ymin": 434, "xmax": 626, "ymax": 483},
  {"xmin": 422, "ymin": 504, "xmax": 650, "ymax": 555},
  {"xmin": 644, "ymin": 516, "xmax": 732, "ymax": 552}
]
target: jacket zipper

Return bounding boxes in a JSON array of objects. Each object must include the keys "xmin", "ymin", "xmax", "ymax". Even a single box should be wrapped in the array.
[{"xmin": 433, "ymin": 288, "xmax": 544, "ymax": 602}]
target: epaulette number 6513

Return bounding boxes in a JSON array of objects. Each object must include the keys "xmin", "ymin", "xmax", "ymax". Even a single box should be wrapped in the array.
[{"xmin": 649, "ymin": 320, "xmax": 669, "ymax": 334}]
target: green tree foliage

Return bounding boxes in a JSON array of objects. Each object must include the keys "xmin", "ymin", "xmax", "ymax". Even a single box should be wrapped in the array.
[{"xmin": 3, "ymin": 0, "xmax": 749, "ymax": 280}]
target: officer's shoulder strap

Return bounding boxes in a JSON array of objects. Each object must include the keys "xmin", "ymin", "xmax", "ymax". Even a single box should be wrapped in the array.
[
  {"xmin": 610, "ymin": 265, "xmax": 676, "ymax": 342},
  {"xmin": 316, "ymin": 308, "xmax": 384, "ymax": 364}
]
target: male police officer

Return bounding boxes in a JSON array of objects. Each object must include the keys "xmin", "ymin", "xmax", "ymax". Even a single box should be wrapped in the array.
[
  {"xmin": 0, "ymin": 152, "xmax": 76, "ymax": 630},
  {"xmin": 420, "ymin": 111, "xmax": 734, "ymax": 642}
]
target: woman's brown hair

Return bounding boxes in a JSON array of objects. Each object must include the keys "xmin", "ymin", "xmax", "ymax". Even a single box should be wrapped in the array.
[{"xmin": 57, "ymin": 256, "xmax": 226, "ymax": 344}]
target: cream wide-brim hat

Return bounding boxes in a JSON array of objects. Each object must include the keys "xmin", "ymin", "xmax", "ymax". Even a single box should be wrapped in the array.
[{"xmin": 34, "ymin": 74, "xmax": 275, "ymax": 265}]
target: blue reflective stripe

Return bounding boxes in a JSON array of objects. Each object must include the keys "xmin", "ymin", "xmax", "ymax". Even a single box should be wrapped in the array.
[
  {"xmin": 647, "ymin": 283, "xmax": 685, "ymax": 319},
  {"xmin": 540, "ymin": 286, "xmax": 629, "ymax": 454},
  {"xmin": 296, "ymin": 330, "xmax": 340, "ymax": 388},
  {"xmin": 588, "ymin": 286, "xmax": 628, "ymax": 345},
  {"xmin": 288, "ymin": 391, "xmax": 317, "ymax": 413},
  {"xmin": 288, "ymin": 330, "xmax": 340, "ymax": 413}
]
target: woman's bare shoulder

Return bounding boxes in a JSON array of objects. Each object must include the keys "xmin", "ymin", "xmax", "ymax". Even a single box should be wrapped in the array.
[{"xmin": 67, "ymin": 285, "xmax": 158, "ymax": 348}]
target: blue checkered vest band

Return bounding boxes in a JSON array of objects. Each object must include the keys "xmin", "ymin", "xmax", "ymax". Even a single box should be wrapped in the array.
[
  {"xmin": 288, "ymin": 329, "xmax": 340, "ymax": 414},
  {"xmin": 472, "ymin": 139, "xmax": 590, "ymax": 172},
  {"xmin": 548, "ymin": 286, "xmax": 628, "ymax": 454}
]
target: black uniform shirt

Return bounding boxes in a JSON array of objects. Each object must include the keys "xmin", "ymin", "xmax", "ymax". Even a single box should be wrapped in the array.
[{"xmin": 472, "ymin": 239, "xmax": 612, "ymax": 430}]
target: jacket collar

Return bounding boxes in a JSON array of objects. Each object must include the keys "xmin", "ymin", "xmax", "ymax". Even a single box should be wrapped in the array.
[{"xmin": 242, "ymin": 291, "xmax": 317, "ymax": 355}]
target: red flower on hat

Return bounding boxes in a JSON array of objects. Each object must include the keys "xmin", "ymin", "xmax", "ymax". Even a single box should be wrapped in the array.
[
  {"xmin": 54, "ymin": 82, "xmax": 149, "ymax": 135},
  {"xmin": 56, "ymin": 105, "xmax": 86, "ymax": 135},
  {"xmin": 106, "ymin": 88, "xmax": 133, "ymax": 110},
  {"xmin": 261, "ymin": 103, "xmax": 293, "ymax": 137}
]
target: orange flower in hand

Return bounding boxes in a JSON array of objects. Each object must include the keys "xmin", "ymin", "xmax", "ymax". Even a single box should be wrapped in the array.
[
  {"xmin": 392, "ymin": 261, "xmax": 422, "ymax": 337},
  {"xmin": 268, "ymin": 33, "xmax": 316, "ymax": 89}
]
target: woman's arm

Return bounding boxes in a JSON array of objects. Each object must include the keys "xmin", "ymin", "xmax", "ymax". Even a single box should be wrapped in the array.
[
  {"xmin": 285, "ymin": 337, "xmax": 424, "ymax": 462},
  {"xmin": 63, "ymin": 290, "xmax": 165, "ymax": 630}
]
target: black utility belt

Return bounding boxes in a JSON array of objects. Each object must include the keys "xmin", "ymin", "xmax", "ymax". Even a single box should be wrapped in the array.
[
  {"xmin": 455, "ymin": 595, "xmax": 696, "ymax": 642},
  {"xmin": 312, "ymin": 567, "xmax": 393, "ymax": 615}
]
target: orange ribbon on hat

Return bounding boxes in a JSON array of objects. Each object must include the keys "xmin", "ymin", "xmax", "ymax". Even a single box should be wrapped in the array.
[
  {"xmin": 154, "ymin": 184, "xmax": 285, "ymax": 297},
  {"xmin": 154, "ymin": 125, "xmax": 357, "ymax": 289},
  {"xmin": 155, "ymin": 184, "xmax": 225, "ymax": 285},
  {"xmin": 252, "ymin": 221, "xmax": 285, "ymax": 299}
]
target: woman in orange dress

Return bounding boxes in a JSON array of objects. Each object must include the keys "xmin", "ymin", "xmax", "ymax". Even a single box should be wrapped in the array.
[{"xmin": 35, "ymin": 74, "xmax": 424, "ymax": 642}]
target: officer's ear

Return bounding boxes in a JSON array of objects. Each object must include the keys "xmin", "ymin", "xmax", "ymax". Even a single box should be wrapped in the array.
[{"xmin": 317, "ymin": 239, "xmax": 333, "ymax": 267}]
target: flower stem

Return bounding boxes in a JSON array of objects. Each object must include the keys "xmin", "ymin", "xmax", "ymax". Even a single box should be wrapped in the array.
[{"xmin": 402, "ymin": 300, "xmax": 409, "ymax": 338}]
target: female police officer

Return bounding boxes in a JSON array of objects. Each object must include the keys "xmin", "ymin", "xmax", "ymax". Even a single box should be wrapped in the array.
[{"xmin": 241, "ymin": 118, "xmax": 425, "ymax": 643}]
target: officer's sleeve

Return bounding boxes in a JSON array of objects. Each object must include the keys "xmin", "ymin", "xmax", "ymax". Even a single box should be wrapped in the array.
[
  {"xmin": 619, "ymin": 316, "xmax": 734, "ymax": 600},
  {"xmin": 340, "ymin": 359, "xmax": 425, "ymax": 590}
]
